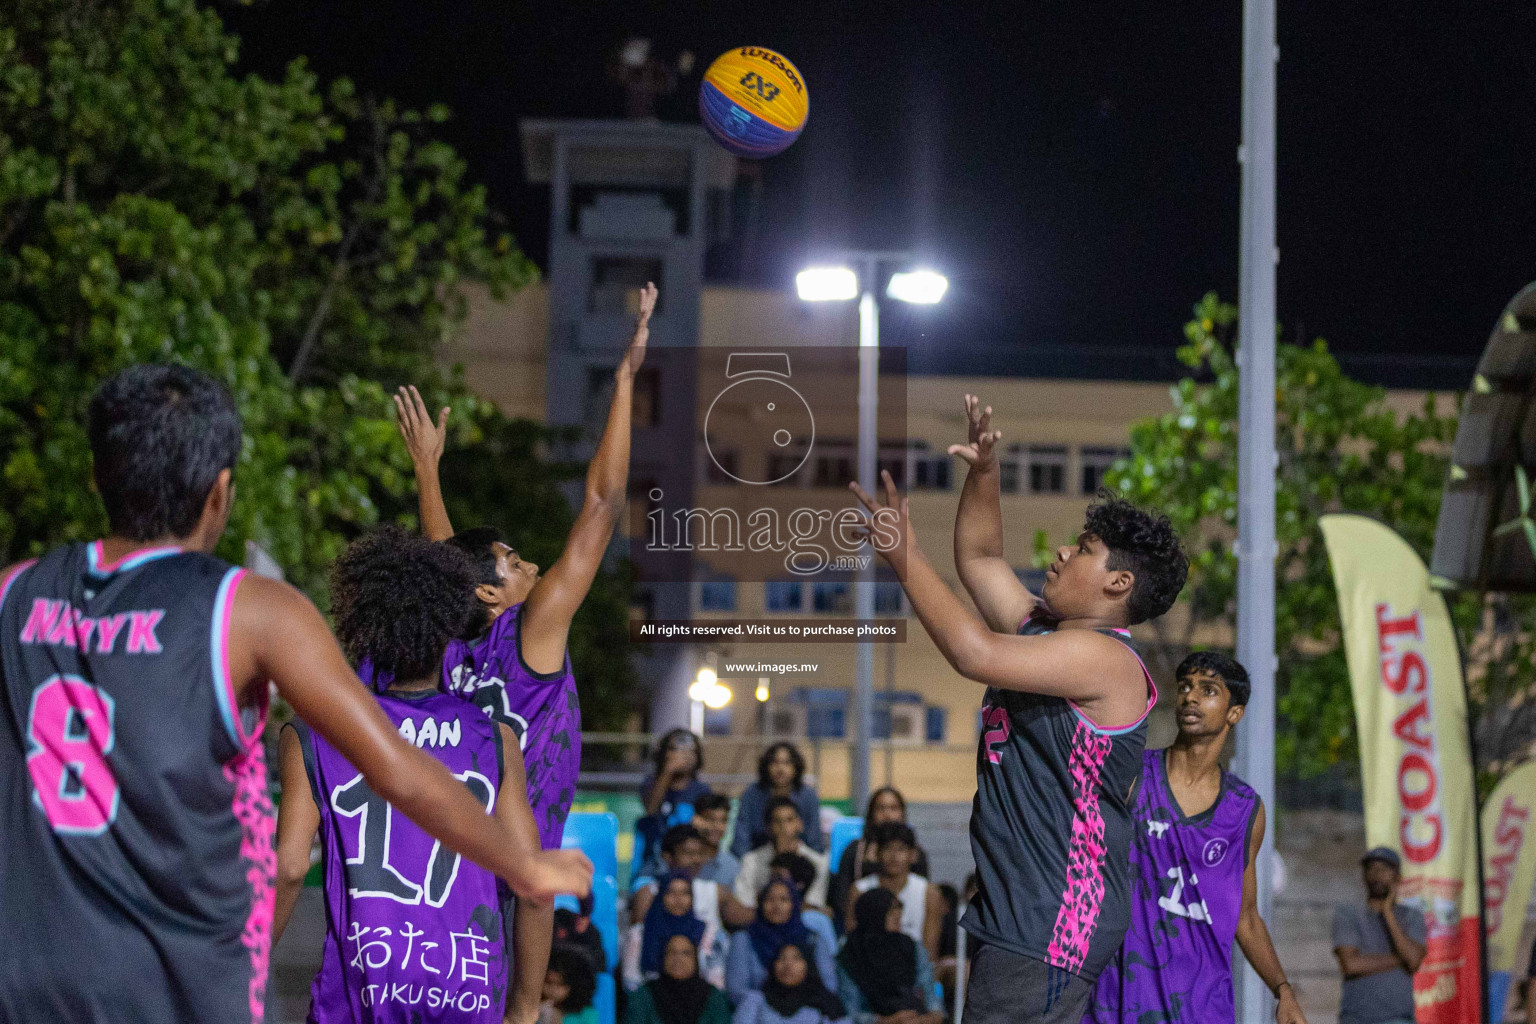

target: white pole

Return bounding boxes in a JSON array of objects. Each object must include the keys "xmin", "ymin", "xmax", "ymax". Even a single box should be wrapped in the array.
[
  {"xmin": 853, "ymin": 259, "xmax": 879, "ymax": 814},
  {"xmin": 1234, "ymin": 0, "xmax": 1277, "ymax": 1020}
]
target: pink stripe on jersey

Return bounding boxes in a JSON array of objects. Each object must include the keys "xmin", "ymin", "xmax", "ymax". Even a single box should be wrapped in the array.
[
  {"xmin": 223, "ymin": 744, "xmax": 276, "ymax": 1023},
  {"xmin": 1068, "ymin": 642, "xmax": 1159, "ymax": 735},
  {"xmin": 87, "ymin": 541, "xmax": 183, "ymax": 574},
  {"xmin": 0, "ymin": 560, "xmax": 38, "ymax": 612},
  {"xmin": 1045, "ymin": 720, "xmax": 1114, "ymax": 973}
]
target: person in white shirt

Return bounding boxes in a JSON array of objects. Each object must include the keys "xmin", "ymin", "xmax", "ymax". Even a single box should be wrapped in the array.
[
  {"xmin": 632, "ymin": 824, "xmax": 754, "ymax": 928},
  {"xmin": 846, "ymin": 822, "xmax": 943, "ymax": 961},
  {"xmin": 735, "ymin": 797, "xmax": 830, "ymax": 911}
]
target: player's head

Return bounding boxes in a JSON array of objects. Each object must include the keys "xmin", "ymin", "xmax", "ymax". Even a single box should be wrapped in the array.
[
  {"xmin": 766, "ymin": 795, "xmax": 805, "ymax": 846},
  {"xmin": 87, "ymin": 364, "xmax": 242, "ymax": 550},
  {"xmin": 444, "ymin": 526, "xmax": 540, "ymax": 629},
  {"xmin": 693, "ymin": 793, "xmax": 732, "ymax": 849},
  {"xmin": 871, "ymin": 821, "xmax": 918, "ymax": 879},
  {"xmin": 758, "ymin": 741, "xmax": 806, "ymax": 792},
  {"xmin": 330, "ymin": 526, "xmax": 480, "ymax": 684},
  {"xmin": 769, "ymin": 851, "xmax": 817, "ymax": 897},
  {"xmin": 1040, "ymin": 490, "xmax": 1187, "ymax": 626},
  {"xmin": 1174, "ymin": 650, "xmax": 1250, "ymax": 739},
  {"xmin": 660, "ymin": 824, "xmax": 707, "ymax": 877}
]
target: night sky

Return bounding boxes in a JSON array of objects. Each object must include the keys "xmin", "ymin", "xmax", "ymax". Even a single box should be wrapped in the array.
[{"xmin": 226, "ymin": 1, "xmax": 1536, "ymax": 377}]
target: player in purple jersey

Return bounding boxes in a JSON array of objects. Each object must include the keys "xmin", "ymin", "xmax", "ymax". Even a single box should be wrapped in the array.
[
  {"xmin": 0, "ymin": 365, "xmax": 591, "ymax": 1024},
  {"xmin": 275, "ymin": 527, "xmax": 551, "ymax": 1023},
  {"xmin": 850, "ymin": 393, "xmax": 1188, "ymax": 1024},
  {"xmin": 377, "ymin": 282, "xmax": 656, "ymax": 1007},
  {"xmin": 1085, "ymin": 652, "xmax": 1306, "ymax": 1024}
]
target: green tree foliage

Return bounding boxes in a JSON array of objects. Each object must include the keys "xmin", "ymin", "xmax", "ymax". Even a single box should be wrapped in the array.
[
  {"xmin": 1103, "ymin": 293, "xmax": 1510, "ymax": 779},
  {"xmin": 0, "ymin": 0, "xmax": 638, "ymax": 728}
]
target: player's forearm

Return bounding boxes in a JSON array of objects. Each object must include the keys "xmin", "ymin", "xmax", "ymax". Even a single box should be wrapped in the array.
[
  {"xmin": 412, "ymin": 455, "xmax": 455, "ymax": 541},
  {"xmin": 510, "ymin": 900, "xmax": 555, "ymax": 1024},
  {"xmin": 953, "ymin": 460, "xmax": 1007, "ymax": 567},
  {"xmin": 899, "ymin": 547, "xmax": 995, "ymax": 679},
  {"xmin": 1235, "ymin": 911, "xmax": 1290, "ymax": 995},
  {"xmin": 585, "ymin": 368, "xmax": 634, "ymax": 508},
  {"xmin": 272, "ymin": 874, "xmax": 305, "ymax": 946}
]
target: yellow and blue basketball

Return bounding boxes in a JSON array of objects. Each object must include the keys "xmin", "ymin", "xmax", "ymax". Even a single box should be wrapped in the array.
[{"xmin": 699, "ymin": 47, "xmax": 808, "ymax": 159}]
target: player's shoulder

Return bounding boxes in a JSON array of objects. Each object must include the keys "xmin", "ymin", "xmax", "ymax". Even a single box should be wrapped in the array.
[{"xmin": 1221, "ymin": 767, "xmax": 1261, "ymax": 804}]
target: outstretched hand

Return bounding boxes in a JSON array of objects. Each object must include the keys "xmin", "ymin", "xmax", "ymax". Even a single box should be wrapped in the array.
[
  {"xmin": 947, "ymin": 393, "xmax": 1001, "ymax": 468},
  {"xmin": 618, "ymin": 281, "xmax": 657, "ymax": 379},
  {"xmin": 394, "ymin": 385, "xmax": 449, "ymax": 468},
  {"xmin": 848, "ymin": 468, "xmax": 915, "ymax": 566}
]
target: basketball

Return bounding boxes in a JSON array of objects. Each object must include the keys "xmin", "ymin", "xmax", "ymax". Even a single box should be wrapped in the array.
[{"xmin": 699, "ymin": 47, "xmax": 808, "ymax": 159}]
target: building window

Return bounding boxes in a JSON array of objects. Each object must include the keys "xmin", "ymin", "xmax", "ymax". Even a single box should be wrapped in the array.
[
  {"xmin": 925, "ymin": 707, "xmax": 947, "ymax": 744},
  {"xmin": 703, "ymin": 705, "xmax": 732, "ymax": 737},
  {"xmin": 874, "ymin": 581, "xmax": 905, "ymax": 615},
  {"xmin": 628, "ymin": 478, "xmax": 660, "ymax": 539},
  {"xmin": 878, "ymin": 444, "xmax": 907, "ymax": 488},
  {"xmin": 872, "ymin": 692, "xmax": 924, "ymax": 742},
  {"xmin": 765, "ymin": 581, "xmax": 804, "ymax": 612},
  {"xmin": 588, "ymin": 256, "xmax": 663, "ymax": 315},
  {"xmin": 814, "ymin": 453, "xmax": 855, "ymax": 489},
  {"xmin": 812, "ymin": 581, "xmax": 851, "ymax": 613},
  {"xmin": 767, "ymin": 451, "xmax": 808, "ymax": 485},
  {"xmin": 704, "ymin": 449, "xmax": 739, "ymax": 484},
  {"xmin": 910, "ymin": 443, "xmax": 953, "ymax": 491},
  {"xmin": 1027, "ymin": 445, "xmax": 1069, "ymax": 494},
  {"xmin": 998, "ymin": 455, "xmax": 1021, "ymax": 494},
  {"xmin": 1080, "ymin": 446, "xmax": 1128, "ymax": 495},
  {"xmin": 698, "ymin": 579, "xmax": 737, "ymax": 611},
  {"xmin": 797, "ymin": 688, "xmax": 847, "ymax": 739},
  {"xmin": 632, "ymin": 366, "xmax": 662, "ymax": 427}
]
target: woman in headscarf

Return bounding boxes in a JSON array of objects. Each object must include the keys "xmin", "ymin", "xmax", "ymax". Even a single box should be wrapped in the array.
[
  {"xmin": 731, "ymin": 944, "xmax": 848, "ymax": 1024},
  {"xmin": 726, "ymin": 879, "xmax": 837, "ymax": 1006},
  {"xmin": 624, "ymin": 934, "xmax": 734, "ymax": 1024},
  {"xmin": 624, "ymin": 874, "xmax": 723, "ymax": 991},
  {"xmin": 835, "ymin": 888, "xmax": 943, "ymax": 1024}
]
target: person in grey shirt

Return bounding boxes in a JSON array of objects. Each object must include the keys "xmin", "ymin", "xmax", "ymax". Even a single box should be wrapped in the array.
[{"xmin": 1331, "ymin": 847, "xmax": 1427, "ymax": 1024}]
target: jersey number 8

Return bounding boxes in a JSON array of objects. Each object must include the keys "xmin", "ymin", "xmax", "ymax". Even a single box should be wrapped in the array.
[{"xmin": 25, "ymin": 675, "xmax": 121, "ymax": 835}]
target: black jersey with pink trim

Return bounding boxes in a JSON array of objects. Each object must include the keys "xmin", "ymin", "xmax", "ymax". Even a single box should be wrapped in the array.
[
  {"xmin": 960, "ymin": 615, "xmax": 1156, "ymax": 984},
  {"xmin": 0, "ymin": 541, "xmax": 274, "ymax": 1024}
]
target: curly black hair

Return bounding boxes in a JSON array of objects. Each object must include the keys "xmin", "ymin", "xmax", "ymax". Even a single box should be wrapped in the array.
[
  {"xmin": 1176, "ymin": 650, "xmax": 1251, "ymax": 707},
  {"xmin": 329, "ymin": 526, "xmax": 481, "ymax": 683},
  {"xmin": 547, "ymin": 944, "xmax": 597, "ymax": 1013},
  {"xmin": 1083, "ymin": 489, "xmax": 1189, "ymax": 625}
]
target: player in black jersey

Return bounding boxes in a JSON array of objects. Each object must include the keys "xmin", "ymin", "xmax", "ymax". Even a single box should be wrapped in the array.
[
  {"xmin": 850, "ymin": 394, "xmax": 1187, "ymax": 1024},
  {"xmin": 0, "ymin": 365, "xmax": 592, "ymax": 1024}
]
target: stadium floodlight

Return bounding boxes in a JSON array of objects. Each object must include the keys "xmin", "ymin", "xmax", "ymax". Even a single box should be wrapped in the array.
[
  {"xmin": 688, "ymin": 667, "xmax": 718, "ymax": 704},
  {"xmin": 796, "ymin": 266, "xmax": 858, "ymax": 302},
  {"xmin": 886, "ymin": 270, "xmax": 949, "ymax": 305},
  {"xmin": 701, "ymin": 683, "xmax": 733, "ymax": 709}
]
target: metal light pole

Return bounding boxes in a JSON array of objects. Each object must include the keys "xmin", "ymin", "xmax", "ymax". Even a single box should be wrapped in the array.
[
  {"xmin": 1233, "ymin": 0, "xmax": 1278, "ymax": 1020},
  {"xmin": 798, "ymin": 257, "xmax": 946, "ymax": 813}
]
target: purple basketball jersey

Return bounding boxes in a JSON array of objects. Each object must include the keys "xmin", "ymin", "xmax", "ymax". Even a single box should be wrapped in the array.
[
  {"xmin": 1084, "ymin": 749, "xmax": 1259, "ymax": 1024},
  {"xmin": 297, "ymin": 690, "xmax": 508, "ymax": 1024},
  {"xmin": 440, "ymin": 602, "xmax": 579, "ymax": 850}
]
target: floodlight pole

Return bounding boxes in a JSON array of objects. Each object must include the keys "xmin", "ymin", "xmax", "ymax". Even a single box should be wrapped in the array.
[
  {"xmin": 1234, "ymin": 0, "xmax": 1278, "ymax": 1021},
  {"xmin": 854, "ymin": 254, "xmax": 880, "ymax": 816}
]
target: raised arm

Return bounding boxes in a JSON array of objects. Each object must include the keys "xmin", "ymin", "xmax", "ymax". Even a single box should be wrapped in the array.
[
  {"xmin": 272, "ymin": 724, "xmax": 321, "ymax": 946},
  {"xmin": 851, "ymin": 472, "xmax": 1147, "ymax": 727},
  {"xmin": 520, "ymin": 281, "xmax": 655, "ymax": 674},
  {"xmin": 232, "ymin": 574, "xmax": 592, "ymax": 900},
  {"xmin": 948, "ymin": 394, "xmax": 1036, "ymax": 632},
  {"xmin": 395, "ymin": 385, "xmax": 456, "ymax": 542},
  {"xmin": 1233, "ymin": 803, "xmax": 1307, "ymax": 1024},
  {"xmin": 498, "ymin": 723, "xmax": 554, "ymax": 1024}
]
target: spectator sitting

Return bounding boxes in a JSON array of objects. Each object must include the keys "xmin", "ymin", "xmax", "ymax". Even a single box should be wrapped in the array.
[
  {"xmin": 692, "ymin": 793, "xmax": 741, "ymax": 890},
  {"xmin": 829, "ymin": 787, "xmax": 929, "ymax": 928},
  {"xmin": 734, "ymin": 798, "xmax": 830, "ymax": 911},
  {"xmin": 638, "ymin": 729, "xmax": 712, "ymax": 878},
  {"xmin": 727, "ymin": 879, "xmax": 838, "ymax": 1008},
  {"xmin": 632, "ymin": 824, "xmax": 754, "ymax": 929},
  {"xmin": 932, "ymin": 882, "xmax": 960, "ymax": 996},
  {"xmin": 836, "ymin": 889, "xmax": 943, "ymax": 1024},
  {"xmin": 846, "ymin": 823, "xmax": 944, "ymax": 961},
  {"xmin": 624, "ymin": 934, "xmax": 734, "ymax": 1024},
  {"xmin": 1331, "ymin": 847, "xmax": 1426, "ymax": 1024},
  {"xmin": 554, "ymin": 899, "xmax": 607, "ymax": 976},
  {"xmin": 731, "ymin": 743, "xmax": 824, "ymax": 858},
  {"xmin": 541, "ymin": 946, "xmax": 601, "ymax": 1024},
  {"xmin": 769, "ymin": 853, "xmax": 838, "ymax": 957},
  {"xmin": 731, "ymin": 943, "xmax": 848, "ymax": 1024},
  {"xmin": 624, "ymin": 873, "xmax": 725, "ymax": 992}
]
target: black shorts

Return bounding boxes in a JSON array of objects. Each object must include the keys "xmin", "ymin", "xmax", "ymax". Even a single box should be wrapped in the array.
[{"xmin": 963, "ymin": 944, "xmax": 1095, "ymax": 1024}]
